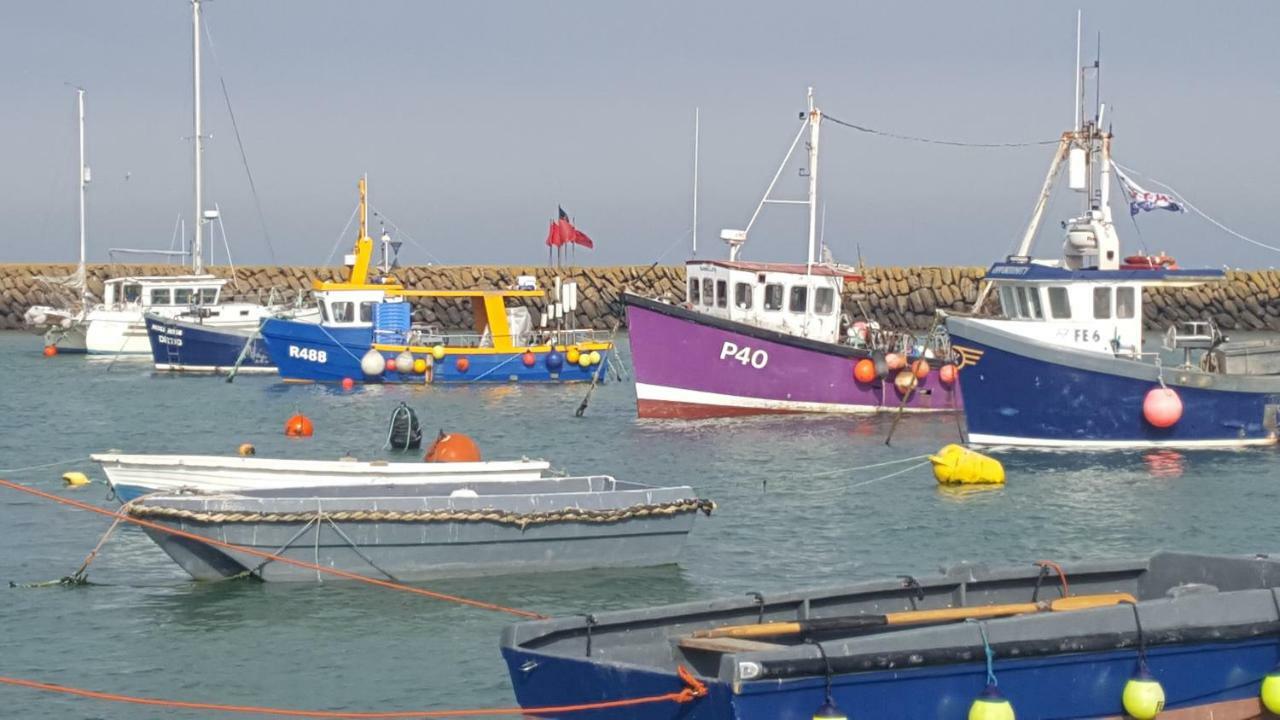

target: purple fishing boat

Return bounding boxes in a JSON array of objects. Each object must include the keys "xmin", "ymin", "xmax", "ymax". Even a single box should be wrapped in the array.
[{"xmin": 624, "ymin": 89, "xmax": 958, "ymax": 419}]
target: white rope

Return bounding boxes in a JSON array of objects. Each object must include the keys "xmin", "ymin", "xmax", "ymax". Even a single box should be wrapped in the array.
[
  {"xmin": 846, "ymin": 459, "xmax": 932, "ymax": 489},
  {"xmin": 0, "ymin": 457, "xmax": 90, "ymax": 475},
  {"xmin": 809, "ymin": 452, "xmax": 931, "ymax": 478},
  {"xmin": 1114, "ymin": 162, "xmax": 1280, "ymax": 255},
  {"xmin": 322, "ymin": 204, "xmax": 361, "ymax": 267}
]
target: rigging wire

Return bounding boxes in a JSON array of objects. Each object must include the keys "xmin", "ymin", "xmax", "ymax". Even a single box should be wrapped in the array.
[
  {"xmin": 1114, "ymin": 162, "xmax": 1280, "ymax": 256},
  {"xmin": 322, "ymin": 203, "xmax": 360, "ymax": 266},
  {"xmin": 201, "ymin": 16, "xmax": 278, "ymax": 265},
  {"xmin": 368, "ymin": 204, "xmax": 443, "ymax": 265},
  {"xmin": 824, "ymin": 114, "xmax": 1059, "ymax": 148}
]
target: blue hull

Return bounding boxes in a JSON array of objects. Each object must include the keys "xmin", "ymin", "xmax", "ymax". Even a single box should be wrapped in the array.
[
  {"xmin": 504, "ymin": 637, "xmax": 1279, "ymax": 719},
  {"xmin": 948, "ymin": 319, "xmax": 1280, "ymax": 447},
  {"xmin": 145, "ymin": 316, "xmax": 273, "ymax": 373},
  {"xmin": 260, "ymin": 318, "xmax": 609, "ymax": 384}
]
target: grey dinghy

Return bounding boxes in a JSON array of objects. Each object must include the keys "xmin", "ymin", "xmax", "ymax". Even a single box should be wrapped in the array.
[
  {"xmin": 501, "ymin": 552, "xmax": 1280, "ymax": 719},
  {"xmin": 126, "ymin": 476, "xmax": 713, "ymax": 582}
]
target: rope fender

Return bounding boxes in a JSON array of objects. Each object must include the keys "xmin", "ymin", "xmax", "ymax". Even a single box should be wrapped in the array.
[{"xmin": 127, "ymin": 498, "xmax": 718, "ymax": 528}]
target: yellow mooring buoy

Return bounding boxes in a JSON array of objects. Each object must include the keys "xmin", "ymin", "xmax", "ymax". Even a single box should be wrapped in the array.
[
  {"xmin": 61, "ymin": 471, "xmax": 91, "ymax": 487},
  {"xmin": 930, "ymin": 444, "xmax": 1005, "ymax": 486}
]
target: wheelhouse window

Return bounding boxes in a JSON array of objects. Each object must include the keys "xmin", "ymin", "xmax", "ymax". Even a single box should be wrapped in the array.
[
  {"xmin": 701, "ymin": 278, "xmax": 714, "ymax": 307},
  {"xmin": 1022, "ymin": 287, "xmax": 1043, "ymax": 319},
  {"xmin": 764, "ymin": 283, "xmax": 784, "ymax": 311},
  {"xmin": 318, "ymin": 303, "xmax": 330, "ymax": 322},
  {"xmin": 734, "ymin": 282, "xmax": 753, "ymax": 309},
  {"xmin": 1116, "ymin": 287, "xmax": 1135, "ymax": 319},
  {"xmin": 149, "ymin": 288, "xmax": 171, "ymax": 305},
  {"xmin": 199, "ymin": 288, "xmax": 218, "ymax": 304},
  {"xmin": 332, "ymin": 301, "xmax": 354, "ymax": 323},
  {"xmin": 715, "ymin": 280, "xmax": 727, "ymax": 308},
  {"xmin": 688, "ymin": 278, "xmax": 700, "ymax": 305},
  {"xmin": 1093, "ymin": 287, "xmax": 1112, "ymax": 319},
  {"xmin": 999, "ymin": 287, "xmax": 1018, "ymax": 318},
  {"xmin": 359, "ymin": 302, "xmax": 376, "ymax": 323},
  {"xmin": 173, "ymin": 288, "xmax": 193, "ymax": 305},
  {"xmin": 815, "ymin": 287, "xmax": 835, "ymax": 315},
  {"xmin": 1047, "ymin": 287, "xmax": 1071, "ymax": 319},
  {"xmin": 789, "ymin": 286, "xmax": 808, "ymax": 313},
  {"xmin": 122, "ymin": 284, "xmax": 142, "ymax": 303}
]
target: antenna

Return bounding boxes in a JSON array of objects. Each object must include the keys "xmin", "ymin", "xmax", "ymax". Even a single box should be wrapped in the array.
[
  {"xmin": 692, "ymin": 106, "xmax": 700, "ymax": 256},
  {"xmin": 1094, "ymin": 31, "xmax": 1102, "ymax": 125},
  {"xmin": 1073, "ymin": 9, "xmax": 1082, "ymax": 132}
]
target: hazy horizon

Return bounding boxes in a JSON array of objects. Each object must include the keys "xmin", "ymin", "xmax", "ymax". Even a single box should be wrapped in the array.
[{"xmin": 3, "ymin": 1, "xmax": 1277, "ymax": 270}]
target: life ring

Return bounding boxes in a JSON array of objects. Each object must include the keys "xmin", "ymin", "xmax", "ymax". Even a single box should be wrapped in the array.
[{"xmin": 1121, "ymin": 253, "xmax": 1178, "ymax": 270}]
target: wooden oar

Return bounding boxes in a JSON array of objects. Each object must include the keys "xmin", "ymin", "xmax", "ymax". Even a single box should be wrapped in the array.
[{"xmin": 690, "ymin": 592, "xmax": 1137, "ymax": 640}]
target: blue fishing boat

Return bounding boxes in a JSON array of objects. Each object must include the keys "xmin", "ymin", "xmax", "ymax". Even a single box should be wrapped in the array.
[
  {"xmin": 145, "ymin": 314, "xmax": 274, "ymax": 373},
  {"xmin": 943, "ymin": 27, "xmax": 1280, "ymax": 449},
  {"xmin": 501, "ymin": 552, "xmax": 1280, "ymax": 719},
  {"xmin": 261, "ymin": 179, "xmax": 613, "ymax": 385}
]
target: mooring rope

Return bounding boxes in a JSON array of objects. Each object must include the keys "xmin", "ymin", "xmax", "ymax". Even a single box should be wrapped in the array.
[
  {"xmin": 0, "ymin": 456, "xmax": 90, "ymax": 474},
  {"xmin": 808, "ymin": 453, "xmax": 931, "ymax": 478},
  {"xmin": 0, "ymin": 478, "xmax": 546, "ymax": 620},
  {"xmin": 0, "ymin": 664, "xmax": 708, "ymax": 718},
  {"xmin": 127, "ymin": 498, "xmax": 717, "ymax": 528}
]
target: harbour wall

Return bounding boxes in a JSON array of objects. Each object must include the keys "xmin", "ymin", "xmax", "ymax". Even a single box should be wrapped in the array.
[{"xmin": 3, "ymin": 263, "xmax": 1280, "ymax": 333}]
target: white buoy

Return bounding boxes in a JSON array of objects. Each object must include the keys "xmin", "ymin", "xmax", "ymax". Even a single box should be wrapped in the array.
[
  {"xmin": 394, "ymin": 351, "xmax": 414, "ymax": 373},
  {"xmin": 361, "ymin": 349, "xmax": 386, "ymax": 376}
]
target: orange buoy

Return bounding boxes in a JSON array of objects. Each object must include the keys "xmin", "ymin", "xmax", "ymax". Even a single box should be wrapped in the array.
[
  {"xmin": 43, "ymin": 345, "xmax": 58, "ymax": 357},
  {"xmin": 939, "ymin": 363, "xmax": 957, "ymax": 385},
  {"xmin": 285, "ymin": 413, "xmax": 314, "ymax": 438},
  {"xmin": 894, "ymin": 369, "xmax": 917, "ymax": 394},
  {"xmin": 341, "ymin": 377, "xmax": 355, "ymax": 391},
  {"xmin": 1143, "ymin": 386, "xmax": 1183, "ymax": 428},
  {"xmin": 885, "ymin": 352, "xmax": 906, "ymax": 371},
  {"xmin": 853, "ymin": 358, "xmax": 877, "ymax": 384},
  {"xmin": 911, "ymin": 358, "xmax": 931, "ymax": 379},
  {"xmin": 522, "ymin": 351, "xmax": 537, "ymax": 367},
  {"xmin": 456, "ymin": 356, "xmax": 471, "ymax": 373},
  {"xmin": 423, "ymin": 431, "xmax": 482, "ymax": 463}
]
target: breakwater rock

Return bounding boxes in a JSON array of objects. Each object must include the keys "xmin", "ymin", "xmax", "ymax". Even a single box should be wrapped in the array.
[{"xmin": 3, "ymin": 263, "xmax": 1280, "ymax": 333}]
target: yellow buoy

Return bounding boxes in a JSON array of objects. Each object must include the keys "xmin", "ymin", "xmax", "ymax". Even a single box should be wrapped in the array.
[
  {"xmin": 930, "ymin": 444, "xmax": 1005, "ymax": 485},
  {"xmin": 1122, "ymin": 669, "xmax": 1165, "ymax": 720},
  {"xmin": 61, "ymin": 471, "xmax": 91, "ymax": 487},
  {"xmin": 431, "ymin": 344, "xmax": 446, "ymax": 360},
  {"xmin": 588, "ymin": 350, "xmax": 602, "ymax": 365},
  {"xmin": 566, "ymin": 347, "xmax": 581, "ymax": 365},
  {"xmin": 1260, "ymin": 668, "xmax": 1280, "ymax": 714},
  {"xmin": 968, "ymin": 685, "xmax": 1015, "ymax": 720},
  {"xmin": 238, "ymin": 443, "xmax": 256, "ymax": 457}
]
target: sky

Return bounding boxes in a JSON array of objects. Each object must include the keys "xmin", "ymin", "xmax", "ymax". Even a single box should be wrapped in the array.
[{"xmin": 2, "ymin": 1, "xmax": 1278, "ymax": 270}]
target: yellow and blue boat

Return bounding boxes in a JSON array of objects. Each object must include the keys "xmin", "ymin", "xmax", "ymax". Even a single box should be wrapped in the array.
[{"xmin": 261, "ymin": 179, "xmax": 613, "ymax": 384}]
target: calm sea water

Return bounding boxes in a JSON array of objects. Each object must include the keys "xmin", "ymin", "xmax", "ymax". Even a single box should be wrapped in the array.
[{"xmin": 1, "ymin": 330, "xmax": 1277, "ymax": 718}]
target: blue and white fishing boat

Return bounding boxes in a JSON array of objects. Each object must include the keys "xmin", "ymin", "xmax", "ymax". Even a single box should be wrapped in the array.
[
  {"xmin": 261, "ymin": 179, "xmax": 612, "ymax": 385},
  {"xmin": 145, "ymin": 314, "xmax": 275, "ymax": 374},
  {"xmin": 944, "ymin": 26, "xmax": 1280, "ymax": 449}
]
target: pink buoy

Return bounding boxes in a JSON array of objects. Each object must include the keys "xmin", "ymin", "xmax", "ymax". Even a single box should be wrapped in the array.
[
  {"xmin": 885, "ymin": 352, "xmax": 906, "ymax": 371},
  {"xmin": 939, "ymin": 364, "xmax": 957, "ymax": 385},
  {"xmin": 1143, "ymin": 386, "xmax": 1183, "ymax": 428}
]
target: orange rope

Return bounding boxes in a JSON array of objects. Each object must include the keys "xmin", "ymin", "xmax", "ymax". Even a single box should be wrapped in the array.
[
  {"xmin": 0, "ymin": 478, "xmax": 545, "ymax": 620},
  {"xmin": 0, "ymin": 666, "xmax": 707, "ymax": 718},
  {"xmin": 1035, "ymin": 560, "xmax": 1070, "ymax": 597}
]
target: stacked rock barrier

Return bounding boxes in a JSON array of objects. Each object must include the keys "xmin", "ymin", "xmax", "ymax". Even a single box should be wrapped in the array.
[{"xmin": 3, "ymin": 263, "xmax": 1280, "ymax": 333}]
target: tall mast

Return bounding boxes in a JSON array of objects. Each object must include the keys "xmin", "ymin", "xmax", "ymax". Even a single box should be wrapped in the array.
[
  {"xmin": 76, "ymin": 87, "xmax": 89, "ymax": 308},
  {"xmin": 805, "ymin": 87, "xmax": 822, "ymax": 270},
  {"xmin": 692, "ymin": 107, "xmax": 700, "ymax": 256},
  {"xmin": 191, "ymin": 0, "xmax": 205, "ymax": 274},
  {"xmin": 1073, "ymin": 10, "xmax": 1082, "ymax": 132}
]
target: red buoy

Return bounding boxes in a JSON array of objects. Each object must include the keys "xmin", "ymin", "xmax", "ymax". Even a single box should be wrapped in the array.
[
  {"xmin": 456, "ymin": 357, "xmax": 471, "ymax": 373},
  {"xmin": 285, "ymin": 413, "xmax": 314, "ymax": 438},
  {"xmin": 939, "ymin": 363, "xmax": 957, "ymax": 385},
  {"xmin": 853, "ymin": 358, "xmax": 876, "ymax": 384},
  {"xmin": 521, "ymin": 351, "xmax": 537, "ymax": 367},
  {"xmin": 1143, "ymin": 387, "xmax": 1183, "ymax": 428},
  {"xmin": 911, "ymin": 358, "xmax": 931, "ymax": 379},
  {"xmin": 43, "ymin": 345, "xmax": 58, "ymax": 357},
  {"xmin": 341, "ymin": 377, "xmax": 355, "ymax": 391},
  {"xmin": 423, "ymin": 431, "xmax": 482, "ymax": 462}
]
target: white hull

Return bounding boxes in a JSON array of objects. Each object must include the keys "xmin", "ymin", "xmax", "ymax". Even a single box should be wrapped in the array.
[
  {"xmin": 92, "ymin": 453, "xmax": 554, "ymax": 500},
  {"xmin": 85, "ymin": 303, "xmax": 317, "ymax": 355}
]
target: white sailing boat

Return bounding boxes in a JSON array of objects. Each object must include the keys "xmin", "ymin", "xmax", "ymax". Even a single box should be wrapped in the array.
[
  {"xmin": 24, "ymin": 87, "xmax": 93, "ymax": 353},
  {"xmin": 69, "ymin": 0, "xmax": 315, "ymax": 355}
]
